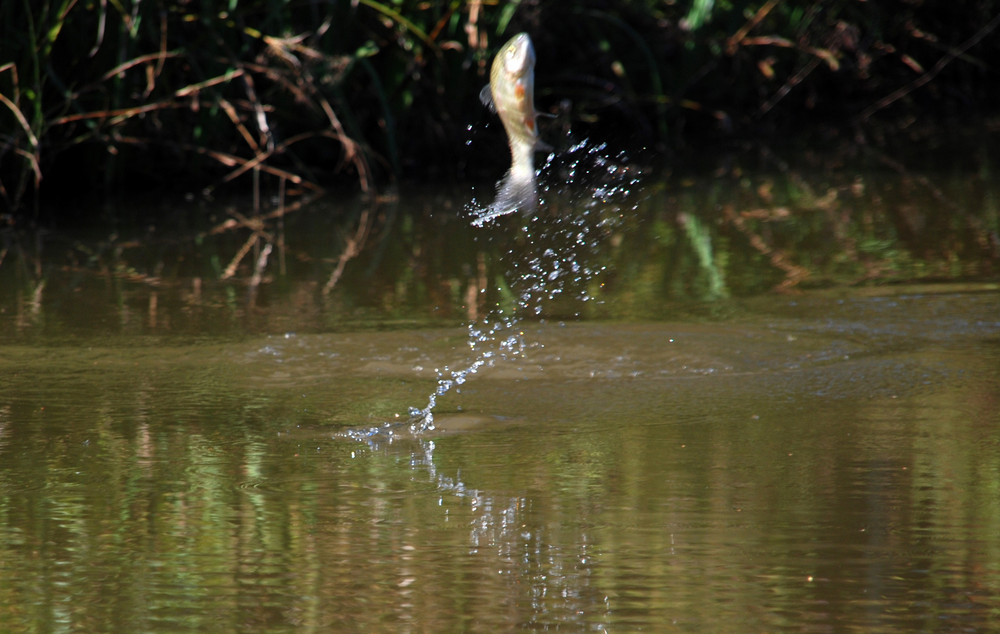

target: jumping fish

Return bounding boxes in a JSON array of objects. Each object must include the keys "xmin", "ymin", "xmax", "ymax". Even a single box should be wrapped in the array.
[{"xmin": 476, "ymin": 33, "xmax": 549, "ymax": 224}]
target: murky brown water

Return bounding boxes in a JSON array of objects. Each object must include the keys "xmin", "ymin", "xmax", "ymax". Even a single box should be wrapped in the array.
[{"xmin": 1, "ymin": 165, "xmax": 999, "ymax": 630}]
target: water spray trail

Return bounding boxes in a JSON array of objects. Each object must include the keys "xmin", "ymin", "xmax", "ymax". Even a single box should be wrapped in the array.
[
  {"xmin": 407, "ymin": 317, "xmax": 526, "ymax": 432},
  {"xmin": 402, "ymin": 139, "xmax": 640, "ymax": 432}
]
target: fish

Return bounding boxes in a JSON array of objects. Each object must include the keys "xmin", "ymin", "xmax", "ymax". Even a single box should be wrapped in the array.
[{"xmin": 475, "ymin": 33, "xmax": 549, "ymax": 225}]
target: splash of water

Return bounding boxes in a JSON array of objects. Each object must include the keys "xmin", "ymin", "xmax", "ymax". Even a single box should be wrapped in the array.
[
  {"xmin": 338, "ymin": 139, "xmax": 639, "ymax": 441},
  {"xmin": 401, "ymin": 139, "xmax": 640, "ymax": 432}
]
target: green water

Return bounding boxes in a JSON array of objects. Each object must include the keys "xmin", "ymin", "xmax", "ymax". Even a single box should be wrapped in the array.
[{"xmin": 1, "ymin": 164, "xmax": 998, "ymax": 631}]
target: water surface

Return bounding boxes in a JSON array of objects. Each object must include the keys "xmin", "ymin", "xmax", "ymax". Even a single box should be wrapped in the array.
[{"xmin": 1, "ymin": 163, "xmax": 998, "ymax": 631}]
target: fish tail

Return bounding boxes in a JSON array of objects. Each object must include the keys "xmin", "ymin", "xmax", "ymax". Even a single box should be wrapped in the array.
[
  {"xmin": 471, "ymin": 169, "xmax": 538, "ymax": 226},
  {"xmin": 494, "ymin": 168, "xmax": 538, "ymax": 216}
]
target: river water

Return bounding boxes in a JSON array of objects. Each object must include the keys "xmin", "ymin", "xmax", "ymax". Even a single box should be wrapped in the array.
[{"xmin": 1, "ymin": 153, "xmax": 998, "ymax": 631}]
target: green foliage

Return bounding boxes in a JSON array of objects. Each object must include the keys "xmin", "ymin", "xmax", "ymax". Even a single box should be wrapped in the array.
[
  {"xmin": 0, "ymin": 0, "xmax": 499, "ymax": 212},
  {"xmin": 1, "ymin": 0, "xmax": 998, "ymax": 217}
]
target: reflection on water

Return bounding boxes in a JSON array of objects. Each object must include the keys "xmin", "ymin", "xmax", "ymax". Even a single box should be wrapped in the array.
[
  {"xmin": 1, "ymin": 159, "xmax": 999, "ymax": 629},
  {"xmin": 2, "ymin": 155, "xmax": 996, "ymax": 342}
]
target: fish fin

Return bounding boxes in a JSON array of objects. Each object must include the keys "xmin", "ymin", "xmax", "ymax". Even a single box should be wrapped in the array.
[
  {"xmin": 535, "ymin": 138, "xmax": 554, "ymax": 153},
  {"xmin": 471, "ymin": 170, "xmax": 538, "ymax": 226},
  {"xmin": 479, "ymin": 85, "xmax": 496, "ymax": 112}
]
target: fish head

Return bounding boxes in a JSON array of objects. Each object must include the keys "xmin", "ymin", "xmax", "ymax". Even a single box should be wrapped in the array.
[{"xmin": 498, "ymin": 33, "xmax": 535, "ymax": 79}]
